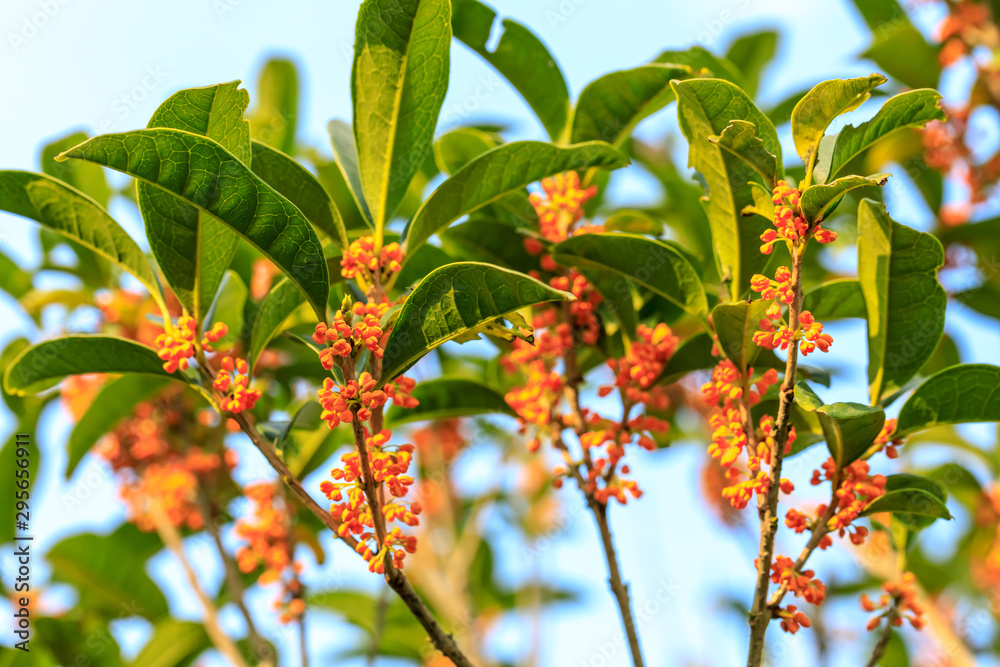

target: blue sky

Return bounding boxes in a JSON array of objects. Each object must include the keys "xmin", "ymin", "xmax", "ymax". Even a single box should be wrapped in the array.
[{"xmin": 2, "ymin": 0, "xmax": 997, "ymax": 666}]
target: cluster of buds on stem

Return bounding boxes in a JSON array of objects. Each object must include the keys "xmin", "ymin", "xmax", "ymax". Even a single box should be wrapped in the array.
[
  {"xmin": 340, "ymin": 236, "xmax": 404, "ymax": 283},
  {"xmin": 861, "ymin": 572, "xmax": 926, "ymax": 630},
  {"xmin": 759, "ymin": 180, "xmax": 837, "ymax": 255}
]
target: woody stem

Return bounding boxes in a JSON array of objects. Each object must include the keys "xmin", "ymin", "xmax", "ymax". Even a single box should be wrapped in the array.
[
  {"xmin": 226, "ymin": 409, "xmax": 475, "ymax": 667},
  {"xmin": 559, "ymin": 301, "xmax": 645, "ymax": 667},
  {"xmin": 746, "ymin": 248, "xmax": 804, "ymax": 667},
  {"xmin": 865, "ymin": 609, "xmax": 898, "ymax": 667}
]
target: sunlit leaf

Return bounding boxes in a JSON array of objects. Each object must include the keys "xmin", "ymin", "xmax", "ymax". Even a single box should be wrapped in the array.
[
  {"xmin": 795, "ymin": 380, "xmax": 885, "ymax": 468},
  {"xmin": 384, "ymin": 377, "xmax": 513, "ymax": 426},
  {"xmin": 895, "ymin": 364, "xmax": 1000, "ymax": 438}
]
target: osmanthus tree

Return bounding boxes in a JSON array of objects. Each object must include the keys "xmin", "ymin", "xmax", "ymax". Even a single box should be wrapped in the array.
[{"xmin": 1, "ymin": 0, "xmax": 998, "ymax": 665}]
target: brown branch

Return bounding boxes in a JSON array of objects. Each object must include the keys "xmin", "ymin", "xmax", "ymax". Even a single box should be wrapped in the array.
[
  {"xmin": 865, "ymin": 613, "xmax": 897, "ymax": 667},
  {"xmin": 746, "ymin": 249, "xmax": 804, "ymax": 667},
  {"xmin": 558, "ymin": 301, "xmax": 646, "ymax": 667},
  {"xmin": 150, "ymin": 503, "xmax": 249, "ymax": 667}
]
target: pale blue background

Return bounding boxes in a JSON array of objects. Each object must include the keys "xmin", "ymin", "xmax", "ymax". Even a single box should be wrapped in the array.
[{"xmin": 1, "ymin": 1, "xmax": 998, "ymax": 665}]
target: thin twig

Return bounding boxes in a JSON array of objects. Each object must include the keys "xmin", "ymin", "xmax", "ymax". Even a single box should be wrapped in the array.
[
  {"xmin": 150, "ymin": 503, "xmax": 249, "ymax": 667},
  {"xmin": 746, "ymin": 250, "xmax": 804, "ymax": 667},
  {"xmin": 559, "ymin": 301, "xmax": 646, "ymax": 667},
  {"xmin": 865, "ymin": 611, "xmax": 897, "ymax": 667}
]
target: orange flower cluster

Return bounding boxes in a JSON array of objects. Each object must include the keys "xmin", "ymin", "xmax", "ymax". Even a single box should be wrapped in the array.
[
  {"xmin": 313, "ymin": 301, "xmax": 391, "ymax": 367},
  {"xmin": 770, "ymin": 555, "xmax": 827, "ymax": 606},
  {"xmin": 759, "ymin": 180, "xmax": 837, "ymax": 255},
  {"xmin": 873, "ymin": 417, "xmax": 903, "ymax": 459},
  {"xmin": 235, "ymin": 482, "xmax": 304, "ymax": 624},
  {"xmin": 318, "ymin": 372, "xmax": 387, "ymax": 427},
  {"xmin": 549, "ymin": 270, "xmax": 602, "ymax": 346},
  {"xmin": 601, "ymin": 323, "xmax": 679, "ymax": 409},
  {"xmin": 938, "ymin": 1, "xmax": 992, "ymax": 66},
  {"xmin": 810, "ymin": 457, "xmax": 886, "ymax": 546},
  {"xmin": 340, "ymin": 236, "xmax": 404, "ymax": 280},
  {"xmin": 96, "ymin": 290, "xmax": 163, "ymax": 346},
  {"xmin": 777, "ymin": 605, "xmax": 812, "ymax": 634},
  {"xmin": 529, "ymin": 171, "xmax": 598, "ymax": 242},
  {"xmin": 700, "ymin": 360, "xmax": 791, "ymax": 509},
  {"xmin": 97, "ymin": 394, "xmax": 237, "ymax": 531},
  {"xmin": 753, "ymin": 309, "xmax": 832, "ymax": 357},
  {"xmin": 154, "ymin": 317, "xmax": 228, "ymax": 372},
  {"xmin": 320, "ymin": 428, "xmax": 421, "ymax": 572},
  {"xmin": 212, "ymin": 356, "xmax": 262, "ymax": 413},
  {"xmin": 861, "ymin": 572, "xmax": 926, "ymax": 631}
]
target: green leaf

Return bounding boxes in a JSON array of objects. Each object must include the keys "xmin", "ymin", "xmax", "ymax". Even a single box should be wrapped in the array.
[
  {"xmin": 659, "ymin": 331, "xmax": 714, "ymax": 384},
  {"xmin": 439, "ymin": 219, "xmax": 538, "ymax": 273},
  {"xmin": 708, "ymin": 120, "xmax": 780, "ymax": 188},
  {"xmin": 66, "ymin": 375, "xmax": 172, "ymax": 479},
  {"xmin": 861, "ymin": 473, "xmax": 951, "ymax": 522},
  {"xmin": 403, "ymin": 141, "xmax": 628, "ymax": 258},
  {"xmin": 434, "ymin": 127, "xmax": 498, "ymax": 175},
  {"xmin": 57, "ymin": 128, "xmax": 330, "ymax": 319},
  {"xmin": 352, "ymin": 0, "xmax": 451, "ymax": 230},
  {"xmin": 384, "ymin": 377, "xmax": 513, "ymax": 426},
  {"xmin": 327, "ymin": 120, "xmax": 374, "ymax": 228},
  {"xmin": 655, "ymin": 46, "xmax": 747, "ymax": 88},
  {"xmin": 570, "ymin": 64, "xmax": 690, "ymax": 146},
  {"xmin": 204, "ymin": 270, "xmax": 248, "ymax": 349},
  {"xmin": 857, "ymin": 199, "xmax": 946, "ymax": 404},
  {"xmin": 550, "ymin": 232, "xmax": 707, "ymax": 320},
  {"xmin": 815, "ymin": 89, "xmax": 945, "ymax": 183},
  {"xmin": 0, "ymin": 394, "xmax": 47, "ymax": 545},
  {"xmin": 47, "ymin": 523, "xmax": 168, "ymax": 620},
  {"xmin": 851, "ymin": 0, "xmax": 940, "ymax": 90},
  {"xmin": 452, "ymin": 0, "xmax": 569, "ymax": 140},
  {"xmin": 0, "ymin": 249, "xmax": 32, "ymax": 300},
  {"xmin": 802, "ymin": 279, "xmax": 866, "ymax": 320},
  {"xmin": 4, "ymin": 335, "xmax": 178, "ymax": 395},
  {"xmin": 712, "ymin": 300, "xmax": 770, "ymax": 374},
  {"xmin": 791, "ymin": 74, "xmax": 886, "ymax": 171},
  {"xmin": 248, "ymin": 277, "xmax": 306, "ymax": 372},
  {"xmin": 132, "ymin": 620, "xmax": 211, "ymax": 667},
  {"xmin": 249, "ymin": 58, "xmax": 299, "ymax": 155},
  {"xmin": 671, "ymin": 78, "xmax": 780, "ymax": 298},
  {"xmin": 0, "ymin": 170, "xmax": 163, "ymax": 309},
  {"xmin": 724, "ymin": 31, "xmax": 778, "ymax": 98},
  {"xmin": 40, "ymin": 131, "xmax": 111, "ymax": 207},
  {"xmin": 258, "ymin": 400, "xmax": 323, "ymax": 454},
  {"xmin": 138, "ymin": 81, "xmax": 250, "ymax": 321},
  {"xmin": 894, "ymin": 364, "xmax": 1000, "ymax": 438},
  {"xmin": 799, "ymin": 173, "xmax": 889, "ymax": 222},
  {"xmin": 795, "ymin": 380, "xmax": 885, "ymax": 468},
  {"xmin": 250, "ymin": 140, "xmax": 348, "ymax": 247},
  {"xmin": 379, "ymin": 262, "xmax": 571, "ymax": 384},
  {"xmin": 581, "ymin": 267, "xmax": 637, "ymax": 339},
  {"xmin": 602, "ymin": 210, "xmax": 664, "ymax": 235}
]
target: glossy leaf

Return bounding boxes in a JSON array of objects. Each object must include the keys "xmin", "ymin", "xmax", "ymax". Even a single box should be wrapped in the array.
[
  {"xmin": 672, "ymin": 78, "xmax": 779, "ymax": 298},
  {"xmin": 439, "ymin": 219, "xmax": 539, "ymax": 273},
  {"xmin": 861, "ymin": 473, "xmax": 951, "ymax": 521},
  {"xmin": 327, "ymin": 119, "xmax": 374, "ymax": 227},
  {"xmin": 724, "ymin": 30, "xmax": 778, "ymax": 98},
  {"xmin": 249, "ymin": 58, "xmax": 299, "ymax": 155},
  {"xmin": 0, "ymin": 249, "xmax": 32, "ymax": 300},
  {"xmin": 802, "ymin": 279, "xmax": 866, "ymax": 320},
  {"xmin": 791, "ymin": 74, "xmax": 885, "ymax": 169},
  {"xmin": 47, "ymin": 523, "xmax": 168, "ymax": 620},
  {"xmin": 571, "ymin": 64, "xmax": 690, "ymax": 146},
  {"xmin": 4, "ymin": 335, "xmax": 178, "ymax": 395},
  {"xmin": 602, "ymin": 210, "xmax": 664, "ymax": 236},
  {"xmin": 379, "ymin": 262, "xmax": 571, "ymax": 385},
  {"xmin": 795, "ymin": 381, "xmax": 885, "ymax": 468},
  {"xmin": 708, "ymin": 120, "xmax": 780, "ymax": 188},
  {"xmin": 712, "ymin": 300, "xmax": 770, "ymax": 374},
  {"xmin": 58, "ymin": 129, "xmax": 330, "ymax": 319},
  {"xmin": 66, "ymin": 375, "xmax": 172, "ymax": 479},
  {"xmin": 800, "ymin": 173, "xmax": 889, "ymax": 222},
  {"xmin": 816, "ymin": 89, "xmax": 945, "ymax": 183},
  {"xmin": 659, "ymin": 332, "xmax": 714, "ymax": 385},
  {"xmin": 138, "ymin": 82, "xmax": 249, "ymax": 320},
  {"xmin": 248, "ymin": 277, "xmax": 306, "ymax": 372},
  {"xmin": 403, "ymin": 141, "xmax": 628, "ymax": 258},
  {"xmin": 895, "ymin": 364, "xmax": 1000, "ymax": 438},
  {"xmin": 434, "ymin": 127, "xmax": 498, "ymax": 175},
  {"xmin": 452, "ymin": 0, "xmax": 569, "ymax": 140},
  {"xmin": 352, "ymin": 0, "xmax": 451, "ymax": 229},
  {"xmin": 550, "ymin": 232, "xmax": 707, "ymax": 320},
  {"xmin": 204, "ymin": 270, "xmax": 248, "ymax": 349},
  {"xmin": 384, "ymin": 377, "xmax": 513, "ymax": 426},
  {"xmin": 0, "ymin": 170, "xmax": 163, "ymax": 309},
  {"xmin": 857, "ymin": 199, "xmax": 946, "ymax": 404},
  {"xmin": 251, "ymin": 140, "xmax": 348, "ymax": 247},
  {"xmin": 132, "ymin": 620, "xmax": 211, "ymax": 667}
]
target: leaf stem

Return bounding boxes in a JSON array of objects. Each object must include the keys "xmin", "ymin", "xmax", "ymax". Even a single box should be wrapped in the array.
[{"xmin": 746, "ymin": 249, "xmax": 804, "ymax": 666}]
